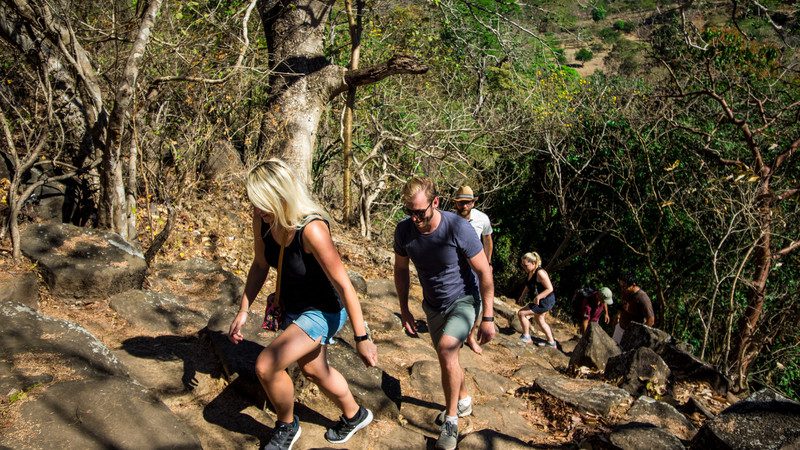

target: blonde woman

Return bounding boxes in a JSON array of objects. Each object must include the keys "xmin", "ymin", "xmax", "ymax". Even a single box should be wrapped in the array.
[
  {"xmin": 516, "ymin": 252, "xmax": 557, "ymax": 347},
  {"xmin": 228, "ymin": 159, "xmax": 377, "ymax": 450}
]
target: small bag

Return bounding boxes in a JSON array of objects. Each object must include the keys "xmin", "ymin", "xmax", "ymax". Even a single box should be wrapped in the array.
[{"xmin": 262, "ymin": 242, "xmax": 286, "ymax": 331}]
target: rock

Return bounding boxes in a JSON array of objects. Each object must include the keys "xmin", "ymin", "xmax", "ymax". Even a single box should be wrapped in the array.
[
  {"xmin": 493, "ymin": 297, "xmax": 518, "ymax": 322},
  {"xmin": 464, "ymin": 367, "xmax": 518, "ymax": 397},
  {"xmin": 408, "ymin": 360, "xmax": 444, "ymax": 402},
  {"xmin": 347, "ymin": 269, "xmax": 368, "ymax": 295},
  {"xmin": 690, "ymin": 389, "xmax": 800, "ymax": 450},
  {"xmin": 0, "ymin": 302, "xmax": 127, "ymax": 379},
  {"xmin": 203, "ymin": 139, "xmax": 244, "ymax": 181},
  {"xmin": 109, "ymin": 289, "xmax": 208, "ymax": 334},
  {"xmin": 326, "ymin": 341, "xmax": 401, "ymax": 419},
  {"xmin": 512, "ymin": 360, "xmax": 558, "ymax": 385},
  {"xmin": 0, "ymin": 377, "xmax": 201, "ymax": 449},
  {"xmin": 605, "ymin": 347, "xmax": 670, "ymax": 396},
  {"xmin": 620, "ymin": 321, "xmax": 672, "ymax": 353},
  {"xmin": 471, "ymin": 396, "xmax": 540, "ymax": 441},
  {"xmin": 359, "ymin": 302, "xmax": 402, "ymax": 332},
  {"xmin": 148, "ymin": 258, "xmax": 244, "ymax": 310},
  {"xmin": 365, "ymin": 278, "xmax": 396, "ymax": 301},
  {"xmin": 511, "ymin": 313, "xmax": 524, "ymax": 334},
  {"xmin": 610, "ymin": 423, "xmax": 685, "ymax": 450},
  {"xmin": 0, "ymin": 270, "xmax": 39, "ymax": 309},
  {"xmin": 535, "ymin": 374, "xmax": 632, "ymax": 417},
  {"xmin": 660, "ymin": 342, "xmax": 730, "ymax": 394},
  {"xmin": 539, "ymin": 346, "xmax": 571, "ymax": 371},
  {"xmin": 20, "ymin": 223, "xmax": 146, "ymax": 301},
  {"xmin": 458, "ymin": 429, "xmax": 533, "ymax": 450},
  {"xmin": 569, "ymin": 322, "xmax": 621, "ymax": 371},
  {"xmin": 626, "ymin": 395, "xmax": 697, "ymax": 441},
  {"xmin": 0, "ymin": 360, "xmax": 53, "ymax": 400}
]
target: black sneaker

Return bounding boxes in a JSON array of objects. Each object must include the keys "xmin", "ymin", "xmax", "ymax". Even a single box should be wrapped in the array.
[
  {"xmin": 263, "ymin": 415, "xmax": 301, "ymax": 450},
  {"xmin": 324, "ymin": 406, "xmax": 374, "ymax": 444}
]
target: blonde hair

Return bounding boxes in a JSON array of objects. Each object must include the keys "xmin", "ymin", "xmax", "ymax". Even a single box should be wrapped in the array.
[
  {"xmin": 401, "ymin": 176, "xmax": 437, "ymax": 205},
  {"xmin": 521, "ymin": 252, "xmax": 542, "ymax": 269},
  {"xmin": 246, "ymin": 158, "xmax": 330, "ymax": 230}
]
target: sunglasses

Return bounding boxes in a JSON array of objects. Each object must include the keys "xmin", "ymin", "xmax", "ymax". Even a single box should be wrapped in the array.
[{"xmin": 403, "ymin": 198, "xmax": 435, "ymax": 219}]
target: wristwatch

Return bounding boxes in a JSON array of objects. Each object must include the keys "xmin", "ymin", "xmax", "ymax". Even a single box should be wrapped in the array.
[
  {"xmin": 354, "ymin": 333, "xmax": 370, "ymax": 342},
  {"xmin": 481, "ymin": 316, "xmax": 494, "ymax": 322}
]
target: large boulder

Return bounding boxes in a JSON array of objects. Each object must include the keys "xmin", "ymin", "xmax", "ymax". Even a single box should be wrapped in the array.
[
  {"xmin": 109, "ymin": 289, "xmax": 208, "ymax": 334},
  {"xmin": 458, "ymin": 429, "xmax": 533, "ymax": 450},
  {"xmin": 690, "ymin": 389, "xmax": 800, "ymax": 449},
  {"xmin": 347, "ymin": 269, "xmax": 368, "ymax": 295},
  {"xmin": 569, "ymin": 322, "xmax": 621, "ymax": 371},
  {"xmin": 0, "ymin": 377, "xmax": 202, "ymax": 449},
  {"xmin": 610, "ymin": 423, "xmax": 685, "ymax": 450},
  {"xmin": 202, "ymin": 139, "xmax": 244, "ymax": 181},
  {"xmin": 660, "ymin": 341, "xmax": 730, "ymax": 394},
  {"xmin": 492, "ymin": 297, "xmax": 518, "ymax": 323},
  {"xmin": 620, "ymin": 321, "xmax": 672, "ymax": 353},
  {"xmin": 0, "ymin": 302, "xmax": 128, "ymax": 379},
  {"xmin": 147, "ymin": 258, "xmax": 244, "ymax": 313},
  {"xmin": 20, "ymin": 223, "xmax": 146, "ymax": 301},
  {"xmin": 0, "ymin": 270, "xmax": 39, "ymax": 309},
  {"xmin": 626, "ymin": 395, "xmax": 697, "ymax": 441},
  {"xmin": 605, "ymin": 347, "xmax": 670, "ymax": 396},
  {"xmin": 535, "ymin": 374, "xmax": 632, "ymax": 417}
]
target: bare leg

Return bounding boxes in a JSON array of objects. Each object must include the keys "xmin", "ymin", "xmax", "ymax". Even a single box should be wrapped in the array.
[
  {"xmin": 437, "ymin": 335, "xmax": 465, "ymax": 417},
  {"xmin": 518, "ymin": 308, "xmax": 534, "ymax": 336},
  {"xmin": 255, "ymin": 325, "xmax": 320, "ymax": 423},
  {"xmin": 298, "ymin": 344, "xmax": 359, "ymax": 419},
  {"xmin": 535, "ymin": 312, "xmax": 555, "ymax": 343}
]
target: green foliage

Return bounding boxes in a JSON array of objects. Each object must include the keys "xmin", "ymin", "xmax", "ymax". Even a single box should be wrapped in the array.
[
  {"xmin": 613, "ymin": 20, "xmax": 635, "ymax": 33},
  {"xmin": 575, "ymin": 48, "xmax": 594, "ymax": 63},
  {"xmin": 599, "ymin": 27, "xmax": 621, "ymax": 43},
  {"xmin": 591, "ymin": 5, "xmax": 607, "ymax": 21}
]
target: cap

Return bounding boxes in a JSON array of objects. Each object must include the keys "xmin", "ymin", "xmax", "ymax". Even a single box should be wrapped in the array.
[{"xmin": 599, "ymin": 287, "xmax": 613, "ymax": 305}]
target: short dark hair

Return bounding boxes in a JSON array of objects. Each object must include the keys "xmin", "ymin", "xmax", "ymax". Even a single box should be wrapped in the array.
[{"xmin": 618, "ymin": 272, "xmax": 637, "ymax": 287}]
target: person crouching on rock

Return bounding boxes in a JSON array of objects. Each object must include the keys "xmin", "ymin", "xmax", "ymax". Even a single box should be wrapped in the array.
[
  {"xmin": 228, "ymin": 158, "xmax": 378, "ymax": 450},
  {"xmin": 516, "ymin": 252, "xmax": 557, "ymax": 348}
]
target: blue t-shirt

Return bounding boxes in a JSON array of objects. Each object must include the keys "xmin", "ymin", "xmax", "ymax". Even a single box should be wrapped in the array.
[{"xmin": 394, "ymin": 210, "xmax": 483, "ymax": 311}]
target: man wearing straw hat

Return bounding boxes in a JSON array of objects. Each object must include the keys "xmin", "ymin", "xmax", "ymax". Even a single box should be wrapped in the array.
[{"xmin": 453, "ymin": 185, "xmax": 493, "ymax": 354}]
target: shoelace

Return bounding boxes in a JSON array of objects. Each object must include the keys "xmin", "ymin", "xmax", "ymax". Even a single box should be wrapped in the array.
[
  {"xmin": 270, "ymin": 423, "xmax": 293, "ymax": 445},
  {"xmin": 443, "ymin": 420, "xmax": 457, "ymax": 437},
  {"xmin": 331, "ymin": 413, "xmax": 357, "ymax": 435}
]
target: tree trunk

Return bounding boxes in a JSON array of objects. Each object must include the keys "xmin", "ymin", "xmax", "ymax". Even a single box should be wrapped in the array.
[{"xmin": 255, "ymin": 0, "xmax": 426, "ymax": 184}]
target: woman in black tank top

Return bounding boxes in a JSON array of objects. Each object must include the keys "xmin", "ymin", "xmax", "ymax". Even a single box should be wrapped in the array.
[
  {"xmin": 515, "ymin": 251, "xmax": 557, "ymax": 347},
  {"xmin": 228, "ymin": 159, "xmax": 377, "ymax": 448}
]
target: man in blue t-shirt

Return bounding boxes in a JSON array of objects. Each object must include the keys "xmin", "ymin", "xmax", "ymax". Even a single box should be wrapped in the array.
[{"xmin": 393, "ymin": 176, "xmax": 495, "ymax": 450}]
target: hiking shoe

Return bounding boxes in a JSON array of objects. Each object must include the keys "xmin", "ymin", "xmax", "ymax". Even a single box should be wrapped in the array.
[
  {"xmin": 435, "ymin": 420, "xmax": 458, "ymax": 450},
  {"xmin": 519, "ymin": 334, "xmax": 532, "ymax": 343},
  {"xmin": 537, "ymin": 340, "xmax": 557, "ymax": 348},
  {"xmin": 434, "ymin": 401, "xmax": 473, "ymax": 425},
  {"xmin": 263, "ymin": 415, "xmax": 301, "ymax": 450},
  {"xmin": 324, "ymin": 406, "xmax": 373, "ymax": 444}
]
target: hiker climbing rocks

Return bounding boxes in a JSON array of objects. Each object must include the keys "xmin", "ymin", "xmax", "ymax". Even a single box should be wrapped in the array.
[
  {"xmin": 453, "ymin": 185, "xmax": 494, "ymax": 355},
  {"xmin": 516, "ymin": 252, "xmax": 557, "ymax": 348},
  {"xmin": 393, "ymin": 176, "xmax": 496, "ymax": 450},
  {"xmin": 228, "ymin": 159, "xmax": 377, "ymax": 450},
  {"xmin": 573, "ymin": 286, "xmax": 613, "ymax": 334},
  {"xmin": 612, "ymin": 272, "xmax": 655, "ymax": 344}
]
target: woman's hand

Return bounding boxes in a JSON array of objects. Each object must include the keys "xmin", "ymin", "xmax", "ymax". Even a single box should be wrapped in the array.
[
  {"xmin": 356, "ymin": 339, "xmax": 378, "ymax": 367},
  {"xmin": 228, "ymin": 311, "xmax": 249, "ymax": 344}
]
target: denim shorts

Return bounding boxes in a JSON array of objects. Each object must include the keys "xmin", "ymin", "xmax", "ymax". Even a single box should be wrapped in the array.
[
  {"xmin": 526, "ymin": 294, "xmax": 556, "ymax": 314},
  {"xmin": 281, "ymin": 308, "xmax": 348, "ymax": 345}
]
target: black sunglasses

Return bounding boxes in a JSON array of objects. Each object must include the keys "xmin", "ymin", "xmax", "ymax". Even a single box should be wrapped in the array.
[{"xmin": 403, "ymin": 198, "xmax": 435, "ymax": 219}]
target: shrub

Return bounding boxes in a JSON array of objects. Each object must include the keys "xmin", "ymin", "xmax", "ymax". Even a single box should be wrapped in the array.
[
  {"xmin": 591, "ymin": 5, "xmax": 607, "ymax": 21},
  {"xmin": 613, "ymin": 20, "xmax": 636, "ymax": 33},
  {"xmin": 576, "ymin": 48, "xmax": 594, "ymax": 63}
]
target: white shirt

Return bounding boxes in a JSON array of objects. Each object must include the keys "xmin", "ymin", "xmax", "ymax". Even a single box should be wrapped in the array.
[{"xmin": 467, "ymin": 208, "xmax": 492, "ymax": 238}]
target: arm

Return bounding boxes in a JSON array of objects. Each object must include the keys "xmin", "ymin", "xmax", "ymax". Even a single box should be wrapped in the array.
[
  {"xmin": 534, "ymin": 269, "xmax": 554, "ymax": 304},
  {"xmin": 518, "ymin": 286, "xmax": 529, "ymax": 305},
  {"xmin": 303, "ymin": 220, "xmax": 377, "ymax": 366},
  {"xmin": 468, "ymin": 250, "xmax": 496, "ymax": 344},
  {"xmin": 482, "ymin": 233, "xmax": 493, "ymax": 262},
  {"xmin": 603, "ymin": 301, "xmax": 610, "ymax": 324},
  {"xmin": 229, "ymin": 210, "xmax": 270, "ymax": 344},
  {"xmin": 393, "ymin": 253, "xmax": 417, "ymax": 336}
]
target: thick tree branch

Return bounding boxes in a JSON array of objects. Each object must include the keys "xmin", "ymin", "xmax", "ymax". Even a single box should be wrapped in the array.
[{"xmin": 333, "ymin": 55, "xmax": 428, "ymax": 97}]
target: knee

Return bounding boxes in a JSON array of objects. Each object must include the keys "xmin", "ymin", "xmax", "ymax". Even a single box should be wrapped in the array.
[
  {"xmin": 255, "ymin": 352, "xmax": 278, "ymax": 381},
  {"xmin": 300, "ymin": 365, "xmax": 325, "ymax": 384}
]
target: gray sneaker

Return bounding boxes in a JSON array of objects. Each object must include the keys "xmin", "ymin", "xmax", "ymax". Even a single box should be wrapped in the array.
[
  {"xmin": 435, "ymin": 420, "xmax": 458, "ymax": 450},
  {"xmin": 434, "ymin": 401, "xmax": 472, "ymax": 425},
  {"xmin": 263, "ymin": 415, "xmax": 301, "ymax": 450},
  {"xmin": 519, "ymin": 334, "xmax": 532, "ymax": 344},
  {"xmin": 537, "ymin": 340, "xmax": 557, "ymax": 348}
]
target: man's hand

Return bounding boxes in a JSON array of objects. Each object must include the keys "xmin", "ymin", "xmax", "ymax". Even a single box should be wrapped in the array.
[
  {"xmin": 477, "ymin": 320, "xmax": 496, "ymax": 345},
  {"xmin": 356, "ymin": 340, "xmax": 378, "ymax": 367},
  {"xmin": 401, "ymin": 308, "xmax": 418, "ymax": 336},
  {"xmin": 228, "ymin": 311, "xmax": 248, "ymax": 344}
]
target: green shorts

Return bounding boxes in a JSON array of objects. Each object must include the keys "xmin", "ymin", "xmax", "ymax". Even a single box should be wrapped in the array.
[{"xmin": 422, "ymin": 294, "xmax": 481, "ymax": 346}]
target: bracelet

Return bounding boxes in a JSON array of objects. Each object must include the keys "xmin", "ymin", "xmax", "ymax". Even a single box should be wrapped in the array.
[
  {"xmin": 239, "ymin": 310, "xmax": 249, "ymax": 315},
  {"xmin": 481, "ymin": 316, "xmax": 494, "ymax": 322},
  {"xmin": 354, "ymin": 333, "xmax": 370, "ymax": 342}
]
